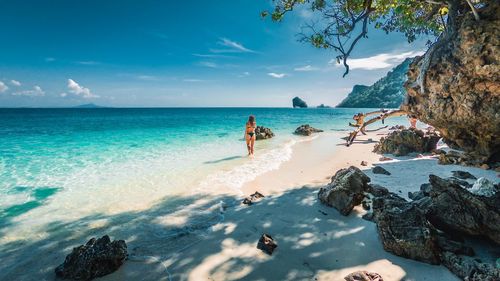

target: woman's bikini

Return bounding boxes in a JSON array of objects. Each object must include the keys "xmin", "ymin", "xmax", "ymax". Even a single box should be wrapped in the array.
[{"xmin": 246, "ymin": 122, "xmax": 255, "ymax": 138}]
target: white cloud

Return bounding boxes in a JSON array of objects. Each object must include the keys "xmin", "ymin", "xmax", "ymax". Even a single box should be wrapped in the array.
[
  {"xmin": 60, "ymin": 92, "xmax": 67, "ymax": 97},
  {"xmin": 268, "ymin": 72, "xmax": 286, "ymax": 78},
  {"xmin": 10, "ymin": 80, "xmax": 21, "ymax": 86},
  {"xmin": 67, "ymin": 79, "xmax": 99, "ymax": 99},
  {"xmin": 0, "ymin": 81, "xmax": 8, "ymax": 92},
  {"xmin": 198, "ymin": 61, "xmax": 218, "ymax": 68},
  {"xmin": 12, "ymin": 85, "xmax": 45, "ymax": 97},
  {"xmin": 210, "ymin": 38, "xmax": 255, "ymax": 53},
  {"xmin": 330, "ymin": 51, "xmax": 425, "ymax": 70},
  {"xmin": 294, "ymin": 65, "xmax": 318, "ymax": 72},
  {"xmin": 76, "ymin": 61, "xmax": 101, "ymax": 65},
  {"xmin": 238, "ymin": 71, "xmax": 250, "ymax": 78}
]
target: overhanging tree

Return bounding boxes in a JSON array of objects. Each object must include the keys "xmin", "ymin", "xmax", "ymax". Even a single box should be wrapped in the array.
[{"xmin": 263, "ymin": 0, "xmax": 485, "ymax": 146}]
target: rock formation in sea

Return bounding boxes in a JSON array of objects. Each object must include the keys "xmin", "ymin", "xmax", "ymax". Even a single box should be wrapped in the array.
[
  {"xmin": 402, "ymin": 2, "xmax": 500, "ymax": 164},
  {"xmin": 373, "ymin": 128, "xmax": 440, "ymax": 156},
  {"xmin": 255, "ymin": 126, "xmax": 274, "ymax": 140},
  {"xmin": 336, "ymin": 58, "xmax": 412, "ymax": 108},
  {"xmin": 316, "ymin": 104, "xmax": 331, "ymax": 108},
  {"xmin": 292, "ymin": 96, "xmax": 307, "ymax": 108},
  {"xmin": 55, "ymin": 235, "xmax": 127, "ymax": 280},
  {"xmin": 294, "ymin": 124, "xmax": 323, "ymax": 136}
]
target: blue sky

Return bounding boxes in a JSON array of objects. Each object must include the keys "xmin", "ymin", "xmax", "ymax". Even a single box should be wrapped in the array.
[{"xmin": 0, "ymin": 0, "xmax": 427, "ymax": 107}]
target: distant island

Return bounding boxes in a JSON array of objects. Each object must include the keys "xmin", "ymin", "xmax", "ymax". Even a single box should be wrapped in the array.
[
  {"xmin": 336, "ymin": 58, "xmax": 413, "ymax": 108},
  {"xmin": 73, "ymin": 103, "xmax": 106, "ymax": 108}
]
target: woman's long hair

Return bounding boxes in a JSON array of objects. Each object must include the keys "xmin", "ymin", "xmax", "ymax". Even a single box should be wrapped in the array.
[{"xmin": 248, "ymin": 115, "xmax": 255, "ymax": 126}]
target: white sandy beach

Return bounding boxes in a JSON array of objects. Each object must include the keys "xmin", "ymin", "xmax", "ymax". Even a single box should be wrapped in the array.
[
  {"xmin": 96, "ymin": 129, "xmax": 497, "ymax": 281},
  {"xmin": 1, "ymin": 128, "xmax": 498, "ymax": 281}
]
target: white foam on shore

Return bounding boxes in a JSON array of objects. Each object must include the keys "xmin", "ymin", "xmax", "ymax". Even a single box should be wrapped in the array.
[{"xmin": 197, "ymin": 135, "xmax": 319, "ymax": 195}]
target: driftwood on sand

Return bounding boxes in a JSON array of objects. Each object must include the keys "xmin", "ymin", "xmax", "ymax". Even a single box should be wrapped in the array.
[{"xmin": 346, "ymin": 109, "xmax": 407, "ymax": 146}]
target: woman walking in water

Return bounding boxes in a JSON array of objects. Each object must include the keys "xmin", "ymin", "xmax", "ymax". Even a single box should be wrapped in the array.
[{"xmin": 245, "ymin": 115, "xmax": 256, "ymax": 156}]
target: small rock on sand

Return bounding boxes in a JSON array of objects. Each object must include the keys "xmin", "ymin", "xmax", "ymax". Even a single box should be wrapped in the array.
[
  {"xmin": 451, "ymin": 170, "xmax": 477, "ymax": 180},
  {"xmin": 361, "ymin": 161, "xmax": 368, "ymax": 166},
  {"xmin": 372, "ymin": 166, "xmax": 391, "ymax": 175},
  {"xmin": 257, "ymin": 234, "xmax": 277, "ymax": 255},
  {"xmin": 242, "ymin": 191, "xmax": 265, "ymax": 205},
  {"xmin": 379, "ymin": 156, "xmax": 392, "ymax": 161},
  {"xmin": 344, "ymin": 271, "xmax": 384, "ymax": 281}
]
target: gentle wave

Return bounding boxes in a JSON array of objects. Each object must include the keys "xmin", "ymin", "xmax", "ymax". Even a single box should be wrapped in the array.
[{"xmin": 197, "ymin": 135, "xmax": 319, "ymax": 195}]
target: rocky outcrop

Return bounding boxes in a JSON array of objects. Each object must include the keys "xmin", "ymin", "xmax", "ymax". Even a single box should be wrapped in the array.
[
  {"xmin": 318, "ymin": 166, "xmax": 370, "ymax": 216},
  {"xmin": 402, "ymin": 2, "xmax": 500, "ymax": 163},
  {"xmin": 292, "ymin": 96, "xmax": 308, "ymax": 108},
  {"xmin": 337, "ymin": 58, "xmax": 413, "ymax": 108},
  {"xmin": 441, "ymin": 252, "xmax": 500, "ymax": 281},
  {"xmin": 255, "ymin": 126, "xmax": 274, "ymax": 140},
  {"xmin": 372, "ymin": 193, "xmax": 441, "ymax": 264},
  {"xmin": 452, "ymin": 170, "xmax": 477, "ymax": 180},
  {"xmin": 426, "ymin": 175, "xmax": 500, "ymax": 244},
  {"xmin": 55, "ymin": 235, "xmax": 127, "ymax": 280},
  {"xmin": 373, "ymin": 128, "xmax": 440, "ymax": 156},
  {"xmin": 294, "ymin": 124, "xmax": 323, "ymax": 136}
]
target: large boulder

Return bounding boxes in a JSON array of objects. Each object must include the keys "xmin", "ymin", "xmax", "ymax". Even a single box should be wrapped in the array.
[
  {"xmin": 292, "ymin": 96, "xmax": 308, "ymax": 108},
  {"xmin": 294, "ymin": 124, "xmax": 323, "ymax": 136},
  {"xmin": 255, "ymin": 126, "xmax": 274, "ymax": 140},
  {"xmin": 402, "ymin": 2, "xmax": 500, "ymax": 163},
  {"xmin": 318, "ymin": 166, "xmax": 370, "ymax": 216},
  {"xmin": 373, "ymin": 128, "xmax": 440, "ymax": 156},
  {"xmin": 426, "ymin": 175, "xmax": 500, "ymax": 244},
  {"xmin": 372, "ymin": 193, "xmax": 441, "ymax": 264},
  {"xmin": 55, "ymin": 235, "xmax": 128, "ymax": 280}
]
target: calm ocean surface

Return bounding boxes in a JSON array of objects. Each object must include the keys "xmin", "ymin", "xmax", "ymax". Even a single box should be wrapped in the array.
[{"xmin": 0, "ymin": 108, "xmax": 403, "ymax": 226}]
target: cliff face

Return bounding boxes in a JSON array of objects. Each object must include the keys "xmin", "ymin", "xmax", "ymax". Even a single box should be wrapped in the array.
[
  {"xmin": 337, "ymin": 58, "xmax": 412, "ymax": 108},
  {"xmin": 402, "ymin": 2, "xmax": 500, "ymax": 163}
]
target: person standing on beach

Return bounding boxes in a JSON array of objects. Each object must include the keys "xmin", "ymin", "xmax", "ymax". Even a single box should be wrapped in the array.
[
  {"xmin": 409, "ymin": 115, "xmax": 418, "ymax": 129},
  {"xmin": 245, "ymin": 115, "xmax": 256, "ymax": 156}
]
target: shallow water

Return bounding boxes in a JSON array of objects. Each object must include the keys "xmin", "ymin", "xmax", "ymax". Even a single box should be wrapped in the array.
[{"xmin": 0, "ymin": 107, "xmax": 410, "ymax": 280}]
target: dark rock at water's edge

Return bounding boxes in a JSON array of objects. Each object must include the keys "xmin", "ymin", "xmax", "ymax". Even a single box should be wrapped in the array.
[
  {"xmin": 55, "ymin": 235, "xmax": 127, "ymax": 280},
  {"xmin": 255, "ymin": 126, "xmax": 274, "ymax": 140},
  {"xmin": 373, "ymin": 128, "xmax": 440, "ymax": 156},
  {"xmin": 372, "ymin": 166, "xmax": 391, "ymax": 175},
  {"xmin": 292, "ymin": 96, "xmax": 308, "ymax": 108},
  {"xmin": 344, "ymin": 271, "xmax": 384, "ymax": 281},
  {"xmin": 402, "ymin": 2, "xmax": 500, "ymax": 163},
  {"xmin": 372, "ymin": 193, "xmax": 441, "ymax": 264},
  {"xmin": 441, "ymin": 252, "xmax": 500, "ymax": 281},
  {"xmin": 438, "ymin": 150, "xmax": 495, "ymax": 169},
  {"xmin": 257, "ymin": 234, "xmax": 277, "ymax": 255},
  {"xmin": 294, "ymin": 124, "xmax": 323, "ymax": 136},
  {"xmin": 316, "ymin": 104, "xmax": 332, "ymax": 108},
  {"xmin": 426, "ymin": 175, "xmax": 500, "ymax": 244},
  {"xmin": 318, "ymin": 166, "xmax": 370, "ymax": 216},
  {"xmin": 336, "ymin": 58, "xmax": 413, "ymax": 108}
]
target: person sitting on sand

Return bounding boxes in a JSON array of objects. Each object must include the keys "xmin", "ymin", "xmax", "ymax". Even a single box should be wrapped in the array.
[
  {"xmin": 245, "ymin": 115, "xmax": 256, "ymax": 156},
  {"xmin": 409, "ymin": 115, "xmax": 418, "ymax": 129}
]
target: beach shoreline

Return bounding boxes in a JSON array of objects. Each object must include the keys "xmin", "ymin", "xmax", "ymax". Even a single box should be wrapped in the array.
[{"xmin": 1, "ymin": 125, "xmax": 498, "ymax": 281}]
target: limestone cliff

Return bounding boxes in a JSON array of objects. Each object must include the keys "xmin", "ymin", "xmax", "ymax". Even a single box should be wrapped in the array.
[
  {"xmin": 337, "ymin": 58, "xmax": 412, "ymax": 108},
  {"xmin": 402, "ymin": 2, "xmax": 500, "ymax": 163}
]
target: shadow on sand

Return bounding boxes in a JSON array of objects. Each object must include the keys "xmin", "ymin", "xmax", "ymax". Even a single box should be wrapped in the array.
[{"xmin": 0, "ymin": 182, "xmax": 459, "ymax": 281}]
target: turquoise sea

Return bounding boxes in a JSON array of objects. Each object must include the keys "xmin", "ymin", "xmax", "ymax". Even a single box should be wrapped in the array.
[
  {"xmin": 0, "ymin": 108, "xmax": 403, "ymax": 229},
  {"xmin": 0, "ymin": 107, "xmax": 412, "ymax": 280}
]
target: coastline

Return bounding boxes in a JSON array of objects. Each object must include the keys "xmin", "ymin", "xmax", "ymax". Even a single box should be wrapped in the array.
[
  {"xmin": 1, "ymin": 126, "xmax": 498, "ymax": 281},
  {"xmin": 106, "ymin": 128, "xmax": 497, "ymax": 280}
]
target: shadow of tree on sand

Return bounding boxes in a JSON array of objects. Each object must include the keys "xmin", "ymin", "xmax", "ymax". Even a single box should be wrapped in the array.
[{"xmin": 0, "ymin": 185, "xmax": 458, "ymax": 281}]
